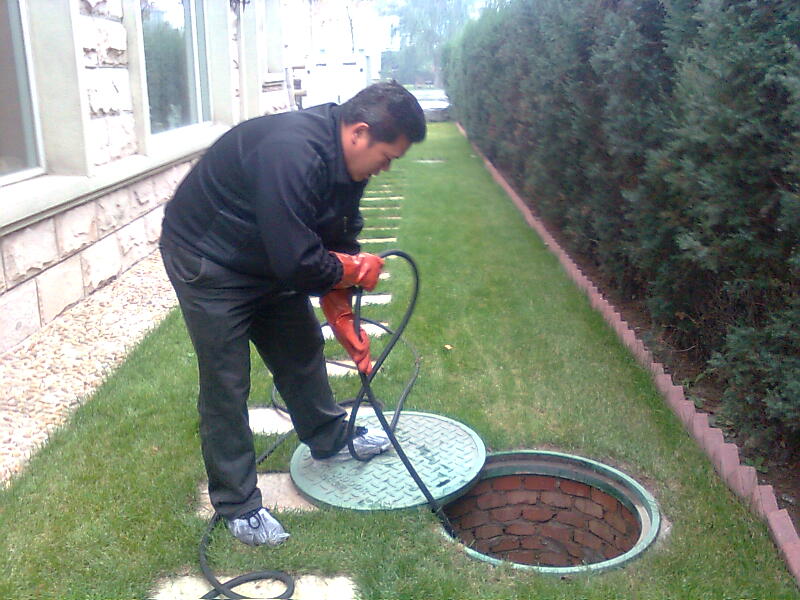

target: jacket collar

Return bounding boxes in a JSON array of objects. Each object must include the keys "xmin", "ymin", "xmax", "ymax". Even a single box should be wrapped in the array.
[{"xmin": 329, "ymin": 104, "xmax": 366, "ymax": 189}]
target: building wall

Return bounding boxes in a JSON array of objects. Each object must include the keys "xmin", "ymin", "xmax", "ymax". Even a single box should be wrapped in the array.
[
  {"xmin": 0, "ymin": 0, "xmax": 292, "ymax": 355},
  {"xmin": 81, "ymin": 0, "xmax": 138, "ymax": 167},
  {"xmin": 0, "ymin": 164, "xmax": 189, "ymax": 353},
  {"xmin": 281, "ymin": 0, "xmax": 391, "ymax": 108}
]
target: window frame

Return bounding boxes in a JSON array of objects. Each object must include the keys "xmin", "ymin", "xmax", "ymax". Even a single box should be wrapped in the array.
[
  {"xmin": 2, "ymin": 0, "xmax": 240, "ymax": 237},
  {"xmin": 139, "ymin": 0, "xmax": 211, "ymax": 138},
  {"xmin": 0, "ymin": 0, "xmax": 45, "ymax": 187}
]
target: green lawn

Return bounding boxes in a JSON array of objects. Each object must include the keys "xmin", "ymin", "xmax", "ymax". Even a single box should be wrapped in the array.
[{"xmin": 1, "ymin": 123, "xmax": 797, "ymax": 599}]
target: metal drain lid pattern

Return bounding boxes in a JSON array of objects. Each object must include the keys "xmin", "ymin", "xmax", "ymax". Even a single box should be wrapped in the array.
[{"xmin": 290, "ymin": 412, "xmax": 486, "ymax": 511}]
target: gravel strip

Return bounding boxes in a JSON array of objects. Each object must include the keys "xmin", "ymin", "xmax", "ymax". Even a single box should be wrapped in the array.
[{"xmin": 0, "ymin": 250, "xmax": 177, "ymax": 486}]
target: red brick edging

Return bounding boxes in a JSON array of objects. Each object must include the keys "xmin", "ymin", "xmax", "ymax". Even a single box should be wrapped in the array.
[{"xmin": 456, "ymin": 122, "xmax": 800, "ymax": 586}]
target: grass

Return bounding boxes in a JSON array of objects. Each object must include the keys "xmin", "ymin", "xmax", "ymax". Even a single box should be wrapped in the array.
[{"xmin": 1, "ymin": 123, "xmax": 798, "ymax": 599}]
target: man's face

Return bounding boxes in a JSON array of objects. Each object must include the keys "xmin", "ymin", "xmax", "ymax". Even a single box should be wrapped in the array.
[{"xmin": 344, "ymin": 124, "xmax": 412, "ymax": 182}]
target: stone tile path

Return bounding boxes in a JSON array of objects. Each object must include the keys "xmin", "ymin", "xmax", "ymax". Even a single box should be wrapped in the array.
[
  {"xmin": 151, "ymin": 573, "xmax": 358, "ymax": 600},
  {"xmin": 310, "ymin": 294, "xmax": 392, "ymax": 309},
  {"xmin": 196, "ymin": 472, "xmax": 318, "ymax": 519},
  {"xmin": 358, "ymin": 237, "xmax": 398, "ymax": 244}
]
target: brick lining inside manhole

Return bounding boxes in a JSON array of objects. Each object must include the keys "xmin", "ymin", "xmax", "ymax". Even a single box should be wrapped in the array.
[{"xmin": 446, "ymin": 474, "xmax": 640, "ymax": 568}]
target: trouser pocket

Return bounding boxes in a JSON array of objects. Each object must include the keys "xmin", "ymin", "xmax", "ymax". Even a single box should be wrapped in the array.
[{"xmin": 160, "ymin": 241, "xmax": 206, "ymax": 285}]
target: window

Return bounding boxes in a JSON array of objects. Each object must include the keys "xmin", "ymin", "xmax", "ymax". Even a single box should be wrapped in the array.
[
  {"xmin": 0, "ymin": 0, "xmax": 41, "ymax": 181},
  {"xmin": 141, "ymin": 0, "xmax": 210, "ymax": 134}
]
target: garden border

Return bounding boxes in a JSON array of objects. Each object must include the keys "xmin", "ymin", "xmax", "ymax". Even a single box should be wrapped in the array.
[{"xmin": 456, "ymin": 122, "xmax": 800, "ymax": 587}]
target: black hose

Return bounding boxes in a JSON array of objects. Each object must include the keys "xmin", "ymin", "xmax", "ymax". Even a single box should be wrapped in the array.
[
  {"xmin": 346, "ymin": 250, "xmax": 458, "ymax": 538},
  {"xmin": 199, "ymin": 249, "xmax": 455, "ymax": 599},
  {"xmin": 269, "ymin": 315, "xmax": 421, "ymax": 432}
]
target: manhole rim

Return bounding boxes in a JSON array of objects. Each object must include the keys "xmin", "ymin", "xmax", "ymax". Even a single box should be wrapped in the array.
[{"xmin": 444, "ymin": 450, "xmax": 661, "ymax": 575}]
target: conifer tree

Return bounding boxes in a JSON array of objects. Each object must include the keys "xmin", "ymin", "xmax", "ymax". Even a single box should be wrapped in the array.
[
  {"xmin": 588, "ymin": 0, "xmax": 673, "ymax": 291},
  {"xmin": 442, "ymin": 0, "xmax": 800, "ymax": 440},
  {"xmin": 632, "ymin": 0, "xmax": 800, "ymax": 357}
]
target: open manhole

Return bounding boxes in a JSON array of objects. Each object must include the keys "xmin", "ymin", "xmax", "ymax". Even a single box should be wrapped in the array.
[{"xmin": 444, "ymin": 451, "xmax": 660, "ymax": 574}]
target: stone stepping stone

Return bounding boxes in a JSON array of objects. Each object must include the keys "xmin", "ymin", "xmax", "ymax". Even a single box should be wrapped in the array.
[
  {"xmin": 358, "ymin": 237, "xmax": 397, "ymax": 244},
  {"xmin": 151, "ymin": 574, "xmax": 357, "ymax": 600},
  {"xmin": 197, "ymin": 472, "xmax": 317, "ymax": 519},
  {"xmin": 326, "ymin": 360, "xmax": 371, "ymax": 377},
  {"xmin": 311, "ymin": 294, "xmax": 392, "ymax": 308},
  {"xmin": 322, "ymin": 322, "xmax": 388, "ymax": 340},
  {"xmin": 258, "ymin": 472, "xmax": 319, "ymax": 512},
  {"xmin": 249, "ymin": 406, "xmax": 294, "ymax": 435},
  {"xmin": 249, "ymin": 405, "xmax": 380, "ymax": 438},
  {"xmin": 362, "ymin": 195, "xmax": 403, "ymax": 201},
  {"xmin": 361, "ymin": 226, "xmax": 399, "ymax": 232}
]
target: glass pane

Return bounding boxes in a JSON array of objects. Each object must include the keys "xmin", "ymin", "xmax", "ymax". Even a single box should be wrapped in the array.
[
  {"xmin": 0, "ymin": 0, "xmax": 39, "ymax": 177},
  {"xmin": 141, "ymin": 0, "xmax": 204, "ymax": 133}
]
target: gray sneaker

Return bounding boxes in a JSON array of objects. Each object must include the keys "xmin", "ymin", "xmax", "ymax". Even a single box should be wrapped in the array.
[
  {"xmin": 226, "ymin": 507, "xmax": 289, "ymax": 547},
  {"xmin": 319, "ymin": 426, "xmax": 391, "ymax": 462}
]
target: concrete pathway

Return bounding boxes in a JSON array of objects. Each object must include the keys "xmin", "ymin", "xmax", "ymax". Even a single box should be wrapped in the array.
[{"xmin": 151, "ymin": 574, "xmax": 358, "ymax": 600}]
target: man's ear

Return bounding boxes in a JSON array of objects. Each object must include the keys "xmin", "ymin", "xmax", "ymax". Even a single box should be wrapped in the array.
[{"xmin": 351, "ymin": 122, "xmax": 371, "ymax": 145}]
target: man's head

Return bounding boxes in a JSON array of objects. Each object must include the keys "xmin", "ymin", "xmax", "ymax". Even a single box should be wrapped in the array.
[{"xmin": 340, "ymin": 81, "xmax": 426, "ymax": 181}]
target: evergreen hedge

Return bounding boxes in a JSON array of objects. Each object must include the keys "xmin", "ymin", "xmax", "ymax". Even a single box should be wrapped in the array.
[{"xmin": 442, "ymin": 0, "xmax": 800, "ymax": 444}]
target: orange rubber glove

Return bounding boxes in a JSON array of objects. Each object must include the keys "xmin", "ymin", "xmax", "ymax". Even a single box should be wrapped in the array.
[
  {"xmin": 331, "ymin": 252, "xmax": 384, "ymax": 291},
  {"xmin": 320, "ymin": 288, "xmax": 373, "ymax": 374}
]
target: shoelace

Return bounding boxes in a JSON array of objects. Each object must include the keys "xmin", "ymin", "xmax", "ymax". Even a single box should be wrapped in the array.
[{"xmin": 238, "ymin": 507, "xmax": 263, "ymax": 529}]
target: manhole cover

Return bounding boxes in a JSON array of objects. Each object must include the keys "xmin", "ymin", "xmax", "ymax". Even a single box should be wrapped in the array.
[
  {"xmin": 444, "ymin": 451, "xmax": 661, "ymax": 574},
  {"xmin": 290, "ymin": 411, "xmax": 485, "ymax": 510}
]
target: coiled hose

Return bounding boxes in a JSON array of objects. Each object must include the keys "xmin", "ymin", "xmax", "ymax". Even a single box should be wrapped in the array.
[{"xmin": 199, "ymin": 250, "xmax": 455, "ymax": 599}]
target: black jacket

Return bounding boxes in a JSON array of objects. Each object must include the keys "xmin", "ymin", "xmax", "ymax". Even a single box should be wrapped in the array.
[{"xmin": 161, "ymin": 103, "xmax": 366, "ymax": 295}]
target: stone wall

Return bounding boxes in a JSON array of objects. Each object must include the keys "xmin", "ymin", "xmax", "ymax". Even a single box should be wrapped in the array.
[
  {"xmin": 0, "ymin": 163, "xmax": 191, "ymax": 355},
  {"xmin": 80, "ymin": 0, "xmax": 137, "ymax": 166},
  {"xmin": 0, "ymin": 0, "xmax": 296, "ymax": 356},
  {"xmin": 0, "ymin": 0, "xmax": 193, "ymax": 355}
]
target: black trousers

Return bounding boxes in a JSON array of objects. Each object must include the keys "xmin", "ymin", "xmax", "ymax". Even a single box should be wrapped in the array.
[{"xmin": 160, "ymin": 238, "xmax": 348, "ymax": 519}]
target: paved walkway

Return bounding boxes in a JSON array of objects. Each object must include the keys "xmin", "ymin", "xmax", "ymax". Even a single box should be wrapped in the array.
[{"xmin": 0, "ymin": 251, "xmax": 177, "ymax": 485}]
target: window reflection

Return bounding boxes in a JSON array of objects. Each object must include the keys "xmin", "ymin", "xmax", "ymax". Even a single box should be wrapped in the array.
[
  {"xmin": 141, "ymin": 0, "xmax": 208, "ymax": 134},
  {"xmin": 0, "ymin": 0, "xmax": 39, "ymax": 178}
]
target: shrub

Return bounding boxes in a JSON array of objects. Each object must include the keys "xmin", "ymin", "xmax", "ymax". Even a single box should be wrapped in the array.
[
  {"xmin": 442, "ymin": 0, "xmax": 800, "ymax": 441},
  {"xmin": 711, "ymin": 296, "xmax": 800, "ymax": 439}
]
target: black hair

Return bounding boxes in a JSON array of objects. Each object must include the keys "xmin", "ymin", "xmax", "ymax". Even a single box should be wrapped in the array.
[{"xmin": 340, "ymin": 80, "xmax": 426, "ymax": 144}]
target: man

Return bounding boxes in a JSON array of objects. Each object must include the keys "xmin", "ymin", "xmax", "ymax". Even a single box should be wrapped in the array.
[{"xmin": 159, "ymin": 81, "xmax": 426, "ymax": 547}]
